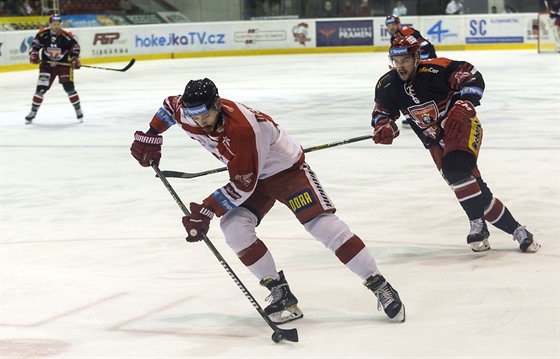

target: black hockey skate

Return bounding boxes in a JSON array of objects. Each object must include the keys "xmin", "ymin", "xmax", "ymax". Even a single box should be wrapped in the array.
[
  {"xmin": 513, "ymin": 225, "xmax": 540, "ymax": 253},
  {"xmin": 25, "ymin": 111, "xmax": 36, "ymax": 125},
  {"xmin": 364, "ymin": 274, "xmax": 405, "ymax": 322},
  {"xmin": 260, "ymin": 270, "xmax": 303, "ymax": 324},
  {"xmin": 467, "ymin": 218, "xmax": 490, "ymax": 252}
]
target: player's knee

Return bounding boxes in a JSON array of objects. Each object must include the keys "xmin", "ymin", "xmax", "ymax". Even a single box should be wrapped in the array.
[
  {"xmin": 220, "ymin": 207, "xmax": 258, "ymax": 251},
  {"xmin": 62, "ymin": 82, "xmax": 75, "ymax": 93},
  {"xmin": 36, "ymin": 86, "xmax": 48, "ymax": 95},
  {"xmin": 304, "ymin": 213, "xmax": 352, "ymax": 251},
  {"xmin": 442, "ymin": 150, "xmax": 476, "ymax": 184}
]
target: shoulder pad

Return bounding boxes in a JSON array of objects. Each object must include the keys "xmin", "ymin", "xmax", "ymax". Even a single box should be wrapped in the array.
[
  {"xmin": 400, "ymin": 27, "xmax": 414, "ymax": 35},
  {"xmin": 422, "ymin": 57, "xmax": 452, "ymax": 68},
  {"xmin": 376, "ymin": 70, "xmax": 396, "ymax": 89}
]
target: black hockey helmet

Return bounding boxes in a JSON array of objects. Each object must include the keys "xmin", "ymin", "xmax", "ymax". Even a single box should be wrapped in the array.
[
  {"xmin": 49, "ymin": 13, "xmax": 62, "ymax": 23},
  {"xmin": 385, "ymin": 15, "xmax": 400, "ymax": 26},
  {"xmin": 389, "ymin": 35, "xmax": 420, "ymax": 57},
  {"xmin": 182, "ymin": 78, "xmax": 220, "ymax": 117}
]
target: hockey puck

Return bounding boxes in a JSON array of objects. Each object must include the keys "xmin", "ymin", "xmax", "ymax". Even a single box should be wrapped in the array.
[{"xmin": 271, "ymin": 331, "xmax": 283, "ymax": 343}]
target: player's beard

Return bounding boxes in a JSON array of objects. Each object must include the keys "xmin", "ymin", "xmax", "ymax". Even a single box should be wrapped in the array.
[{"xmin": 205, "ymin": 113, "xmax": 224, "ymax": 135}]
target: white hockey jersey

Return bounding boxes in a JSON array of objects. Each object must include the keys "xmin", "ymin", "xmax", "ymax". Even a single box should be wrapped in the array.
[{"xmin": 149, "ymin": 96, "xmax": 303, "ymax": 216}]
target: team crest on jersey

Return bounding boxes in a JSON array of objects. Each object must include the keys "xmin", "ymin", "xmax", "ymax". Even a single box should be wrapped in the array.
[
  {"xmin": 287, "ymin": 190, "xmax": 316, "ymax": 213},
  {"xmin": 407, "ymin": 100, "xmax": 439, "ymax": 129},
  {"xmin": 234, "ymin": 173, "xmax": 254, "ymax": 188},
  {"xmin": 46, "ymin": 47, "xmax": 62, "ymax": 60}
]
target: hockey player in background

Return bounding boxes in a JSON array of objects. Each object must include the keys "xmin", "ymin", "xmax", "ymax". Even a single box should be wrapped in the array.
[
  {"xmin": 385, "ymin": 15, "xmax": 437, "ymax": 60},
  {"xmin": 370, "ymin": 36, "xmax": 540, "ymax": 253},
  {"xmin": 25, "ymin": 14, "xmax": 83, "ymax": 124},
  {"xmin": 548, "ymin": 0, "xmax": 560, "ymax": 51},
  {"xmin": 130, "ymin": 78, "xmax": 406, "ymax": 324},
  {"xmin": 385, "ymin": 15, "xmax": 437, "ymax": 128}
]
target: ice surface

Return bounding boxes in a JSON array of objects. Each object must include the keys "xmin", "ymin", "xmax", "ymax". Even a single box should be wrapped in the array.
[{"xmin": 1, "ymin": 50, "xmax": 559, "ymax": 358}]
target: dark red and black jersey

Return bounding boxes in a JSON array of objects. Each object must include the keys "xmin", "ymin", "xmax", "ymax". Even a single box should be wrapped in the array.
[
  {"xmin": 31, "ymin": 27, "xmax": 80, "ymax": 64},
  {"xmin": 372, "ymin": 57, "xmax": 485, "ymax": 149},
  {"xmin": 390, "ymin": 26, "xmax": 437, "ymax": 59}
]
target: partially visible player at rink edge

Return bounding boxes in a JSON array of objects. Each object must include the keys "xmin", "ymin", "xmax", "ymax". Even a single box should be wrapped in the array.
[
  {"xmin": 130, "ymin": 78, "xmax": 406, "ymax": 325},
  {"xmin": 370, "ymin": 35, "xmax": 540, "ymax": 253},
  {"xmin": 384, "ymin": 15, "xmax": 437, "ymax": 60},
  {"xmin": 25, "ymin": 14, "xmax": 83, "ymax": 125}
]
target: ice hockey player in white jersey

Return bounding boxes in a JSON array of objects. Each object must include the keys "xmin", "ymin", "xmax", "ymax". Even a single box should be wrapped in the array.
[{"xmin": 131, "ymin": 78, "xmax": 406, "ymax": 324}]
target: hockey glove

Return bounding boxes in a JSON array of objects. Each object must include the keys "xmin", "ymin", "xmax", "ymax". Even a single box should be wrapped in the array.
[
  {"xmin": 130, "ymin": 131, "xmax": 163, "ymax": 167},
  {"xmin": 444, "ymin": 100, "xmax": 476, "ymax": 139},
  {"xmin": 183, "ymin": 202, "xmax": 214, "ymax": 242},
  {"xmin": 29, "ymin": 51, "xmax": 39, "ymax": 64},
  {"xmin": 373, "ymin": 118, "xmax": 399, "ymax": 145},
  {"xmin": 71, "ymin": 57, "xmax": 81, "ymax": 69}
]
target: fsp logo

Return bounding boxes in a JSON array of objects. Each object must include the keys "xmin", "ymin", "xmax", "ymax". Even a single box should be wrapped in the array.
[{"xmin": 93, "ymin": 33, "xmax": 120, "ymax": 45}]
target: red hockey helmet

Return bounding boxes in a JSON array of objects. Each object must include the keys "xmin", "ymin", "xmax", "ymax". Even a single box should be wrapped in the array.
[
  {"xmin": 49, "ymin": 13, "xmax": 62, "ymax": 23},
  {"xmin": 389, "ymin": 35, "xmax": 420, "ymax": 57},
  {"xmin": 385, "ymin": 15, "xmax": 401, "ymax": 26}
]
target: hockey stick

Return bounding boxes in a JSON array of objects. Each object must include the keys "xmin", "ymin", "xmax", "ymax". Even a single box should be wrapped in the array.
[
  {"xmin": 160, "ymin": 134, "xmax": 372, "ymax": 179},
  {"xmin": 47, "ymin": 58, "xmax": 135, "ymax": 72},
  {"xmin": 151, "ymin": 162, "xmax": 299, "ymax": 343}
]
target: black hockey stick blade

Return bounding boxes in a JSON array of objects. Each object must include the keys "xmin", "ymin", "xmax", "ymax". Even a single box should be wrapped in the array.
[
  {"xmin": 272, "ymin": 328, "xmax": 299, "ymax": 343},
  {"xmin": 118, "ymin": 58, "xmax": 135, "ymax": 72}
]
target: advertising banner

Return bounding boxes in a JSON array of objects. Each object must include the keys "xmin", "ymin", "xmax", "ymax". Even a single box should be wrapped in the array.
[
  {"xmin": 130, "ymin": 23, "xmax": 230, "ymax": 54},
  {"xmin": 0, "ymin": 14, "xmax": 542, "ymax": 68},
  {"xmin": 465, "ymin": 15, "xmax": 524, "ymax": 44},
  {"xmin": 316, "ymin": 20, "xmax": 373, "ymax": 47},
  {"xmin": 231, "ymin": 20, "xmax": 314, "ymax": 49},
  {"xmin": 0, "ymin": 30, "xmax": 36, "ymax": 65},
  {"xmin": 419, "ymin": 17, "xmax": 464, "ymax": 45},
  {"xmin": 0, "ymin": 16, "xmax": 48, "ymax": 31},
  {"xmin": 72, "ymin": 27, "xmax": 131, "ymax": 58}
]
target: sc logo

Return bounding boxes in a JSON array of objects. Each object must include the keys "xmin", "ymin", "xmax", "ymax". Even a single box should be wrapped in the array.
[{"xmin": 469, "ymin": 19, "xmax": 487, "ymax": 36}]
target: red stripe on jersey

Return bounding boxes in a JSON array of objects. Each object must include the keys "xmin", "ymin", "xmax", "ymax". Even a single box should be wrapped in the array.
[
  {"xmin": 237, "ymin": 239, "xmax": 269, "ymax": 266},
  {"xmin": 335, "ymin": 235, "xmax": 366, "ymax": 264}
]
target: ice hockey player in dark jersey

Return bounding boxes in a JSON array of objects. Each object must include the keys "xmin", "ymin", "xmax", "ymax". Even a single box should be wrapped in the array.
[
  {"xmin": 131, "ymin": 78, "xmax": 406, "ymax": 324},
  {"xmin": 385, "ymin": 15, "xmax": 437, "ymax": 60},
  {"xmin": 370, "ymin": 36, "xmax": 540, "ymax": 253},
  {"xmin": 25, "ymin": 14, "xmax": 83, "ymax": 124}
]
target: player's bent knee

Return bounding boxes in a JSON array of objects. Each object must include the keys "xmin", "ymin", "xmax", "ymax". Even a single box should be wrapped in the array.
[
  {"xmin": 220, "ymin": 207, "xmax": 259, "ymax": 252},
  {"xmin": 304, "ymin": 213, "xmax": 353, "ymax": 252},
  {"xmin": 63, "ymin": 82, "xmax": 75, "ymax": 93},
  {"xmin": 36, "ymin": 86, "xmax": 48, "ymax": 95},
  {"xmin": 442, "ymin": 150, "xmax": 476, "ymax": 184}
]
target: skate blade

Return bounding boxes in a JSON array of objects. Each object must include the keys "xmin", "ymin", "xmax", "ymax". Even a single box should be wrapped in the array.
[
  {"xmin": 268, "ymin": 305, "xmax": 303, "ymax": 324},
  {"xmin": 470, "ymin": 238, "xmax": 490, "ymax": 252},
  {"xmin": 521, "ymin": 240, "xmax": 541, "ymax": 253},
  {"xmin": 391, "ymin": 304, "xmax": 406, "ymax": 323}
]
